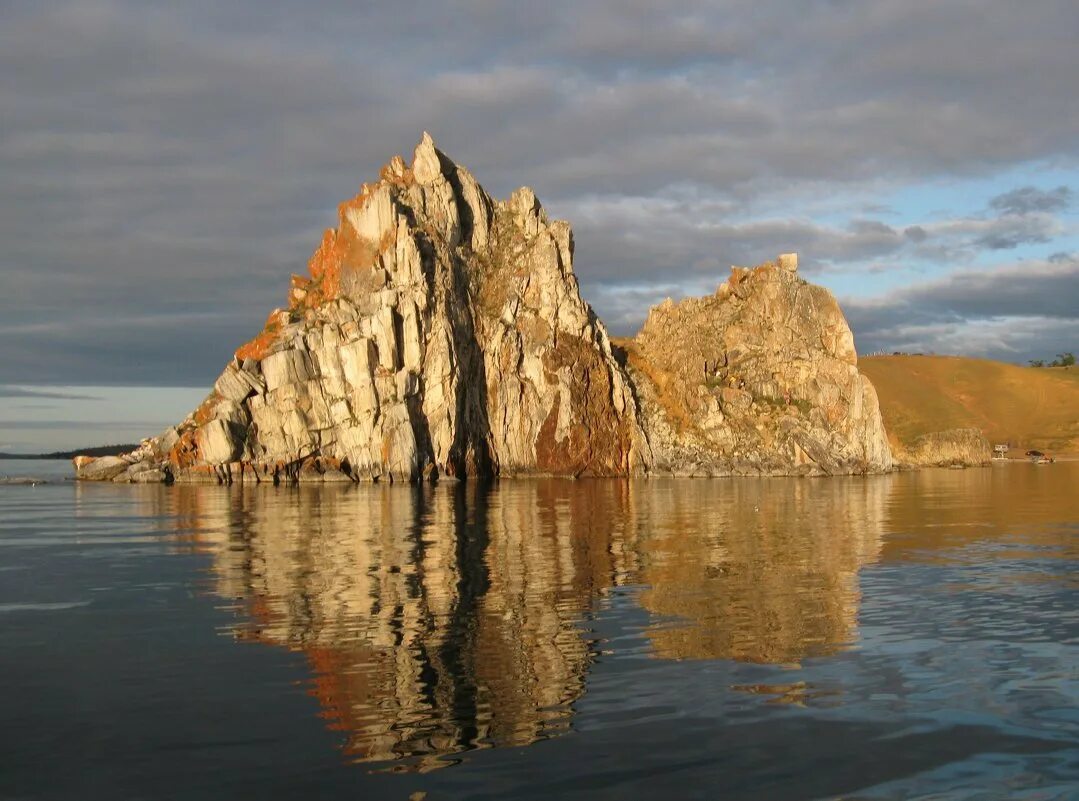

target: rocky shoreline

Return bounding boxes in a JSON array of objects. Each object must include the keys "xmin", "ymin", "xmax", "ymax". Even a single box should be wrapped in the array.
[{"xmin": 74, "ymin": 134, "xmax": 904, "ymax": 485}]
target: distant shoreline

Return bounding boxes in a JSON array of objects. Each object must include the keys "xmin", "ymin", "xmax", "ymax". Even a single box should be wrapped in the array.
[{"xmin": 0, "ymin": 444, "xmax": 139, "ymax": 461}]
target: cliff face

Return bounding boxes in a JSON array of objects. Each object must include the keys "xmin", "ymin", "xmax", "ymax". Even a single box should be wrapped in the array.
[
  {"xmin": 622, "ymin": 255, "xmax": 893, "ymax": 476},
  {"xmin": 74, "ymin": 135, "xmax": 892, "ymax": 483},
  {"xmin": 896, "ymin": 428, "xmax": 992, "ymax": 467},
  {"xmin": 89, "ymin": 134, "xmax": 648, "ymax": 484}
]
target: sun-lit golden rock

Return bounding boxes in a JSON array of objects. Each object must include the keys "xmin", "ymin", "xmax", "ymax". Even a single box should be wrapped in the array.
[{"xmin": 73, "ymin": 135, "xmax": 891, "ymax": 483}]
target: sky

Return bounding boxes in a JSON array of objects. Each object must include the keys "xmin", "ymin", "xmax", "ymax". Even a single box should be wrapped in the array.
[{"xmin": 1, "ymin": 0, "xmax": 1077, "ymax": 451}]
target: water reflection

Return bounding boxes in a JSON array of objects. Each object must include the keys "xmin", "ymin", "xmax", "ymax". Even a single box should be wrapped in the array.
[
  {"xmin": 633, "ymin": 479, "xmax": 885, "ymax": 663},
  {"xmin": 136, "ymin": 476, "xmax": 893, "ymax": 768},
  {"xmin": 37, "ymin": 464, "xmax": 1075, "ymax": 797},
  {"xmin": 878, "ymin": 465, "xmax": 1079, "ymax": 562}
]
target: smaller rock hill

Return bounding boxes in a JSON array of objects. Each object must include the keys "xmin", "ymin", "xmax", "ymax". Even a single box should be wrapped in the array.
[{"xmin": 617, "ymin": 254, "xmax": 892, "ymax": 476}]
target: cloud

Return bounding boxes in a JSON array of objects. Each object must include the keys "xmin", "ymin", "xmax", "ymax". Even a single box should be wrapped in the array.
[
  {"xmin": 857, "ymin": 317, "xmax": 1079, "ymax": 362},
  {"xmin": 0, "ymin": 311, "xmax": 262, "ymax": 386},
  {"xmin": 989, "ymin": 185, "xmax": 1072, "ymax": 216},
  {"xmin": 0, "ymin": 419, "xmax": 166, "ymax": 430},
  {"xmin": 0, "ymin": 386, "xmax": 100, "ymax": 401},
  {"xmin": 904, "ymin": 225, "xmax": 928, "ymax": 243},
  {"xmin": 843, "ymin": 256, "xmax": 1079, "ymax": 359},
  {"xmin": 562, "ymin": 193, "xmax": 910, "ymax": 283},
  {"xmin": 2, "ymin": 0, "xmax": 1078, "ymax": 384},
  {"xmin": 930, "ymin": 213, "xmax": 1063, "ymax": 252}
]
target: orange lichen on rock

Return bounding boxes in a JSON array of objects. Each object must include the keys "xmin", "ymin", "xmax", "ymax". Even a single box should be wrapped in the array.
[
  {"xmin": 307, "ymin": 229, "xmax": 340, "ymax": 282},
  {"xmin": 168, "ymin": 428, "xmax": 200, "ymax": 469},
  {"xmin": 296, "ymin": 188, "xmax": 401, "ymax": 308},
  {"xmin": 378, "ymin": 154, "xmax": 414, "ymax": 187},
  {"xmin": 287, "ymin": 158, "xmax": 419, "ymax": 317},
  {"xmin": 235, "ymin": 309, "xmax": 288, "ymax": 362},
  {"xmin": 330, "ymin": 219, "xmax": 379, "ymax": 275},
  {"xmin": 192, "ymin": 393, "xmax": 222, "ymax": 427},
  {"xmin": 301, "ymin": 228, "xmax": 342, "ymax": 307}
]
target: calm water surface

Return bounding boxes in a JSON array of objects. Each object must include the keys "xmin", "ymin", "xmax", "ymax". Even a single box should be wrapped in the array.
[{"xmin": 1, "ymin": 460, "xmax": 1076, "ymax": 799}]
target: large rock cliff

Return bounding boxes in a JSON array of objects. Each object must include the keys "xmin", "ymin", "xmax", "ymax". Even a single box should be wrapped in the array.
[{"xmin": 74, "ymin": 135, "xmax": 892, "ymax": 483}]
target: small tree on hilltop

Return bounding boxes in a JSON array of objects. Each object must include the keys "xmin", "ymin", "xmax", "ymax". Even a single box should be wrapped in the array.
[{"xmin": 1055, "ymin": 352, "xmax": 1076, "ymax": 367}]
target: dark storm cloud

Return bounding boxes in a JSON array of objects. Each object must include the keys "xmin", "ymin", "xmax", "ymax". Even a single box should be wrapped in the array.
[
  {"xmin": 560, "ymin": 193, "xmax": 912, "ymax": 293},
  {"xmin": 2, "ymin": 0, "xmax": 1078, "ymax": 383},
  {"xmin": 0, "ymin": 311, "xmax": 262, "ymax": 386}
]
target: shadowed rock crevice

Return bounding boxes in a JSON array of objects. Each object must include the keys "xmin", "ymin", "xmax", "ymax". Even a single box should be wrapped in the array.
[{"xmin": 73, "ymin": 136, "xmax": 892, "ymax": 483}]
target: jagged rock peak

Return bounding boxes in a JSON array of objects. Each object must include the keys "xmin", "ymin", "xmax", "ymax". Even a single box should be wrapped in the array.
[
  {"xmin": 76, "ymin": 133, "xmax": 649, "ymax": 484},
  {"xmin": 412, "ymin": 131, "xmax": 444, "ymax": 184}
]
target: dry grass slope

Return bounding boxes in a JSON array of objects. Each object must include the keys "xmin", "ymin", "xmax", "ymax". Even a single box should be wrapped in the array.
[{"xmin": 860, "ymin": 355, "xmax": 1079, "ymax": 454}]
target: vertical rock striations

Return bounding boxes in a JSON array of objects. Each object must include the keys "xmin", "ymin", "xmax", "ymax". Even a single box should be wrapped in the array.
[
  {"xmin": 74, "ymin": 136, "xmax": 893, "ymax": 483},
  {"xmin": 83, "ymin": 134, "xmax": 649, "ymax": 484}
]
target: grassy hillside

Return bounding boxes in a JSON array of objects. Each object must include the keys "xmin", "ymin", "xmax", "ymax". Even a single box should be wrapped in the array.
[{"xmin": 860, "ymin": 355, "xmax": 1079, "ymax": 454}]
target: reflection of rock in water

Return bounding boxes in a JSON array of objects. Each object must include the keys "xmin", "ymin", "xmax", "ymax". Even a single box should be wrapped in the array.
[
  {"xmin": 147, "ymin": 476, "xmax": 886, "ymax": 767},
  {"xmin": 172, "ymin": 481, "xmax": 636, "ymax": 770},
  {"xmin": 634, "ymin": 477, "xmax": 886, "ymax": 663}
]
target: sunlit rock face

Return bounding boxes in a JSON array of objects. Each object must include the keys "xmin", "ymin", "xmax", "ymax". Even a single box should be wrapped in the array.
[
  {"xmin": 73, "ymin": 136, "xmax": 892, "ymax": 483},
  {"xmin": 622, "ymin": 256, "xmax": 894, "ymax": 475},
  {"xmin": 81, "ymin": 133, "xmax": 647, "ymax": 484},
  {"xmin": 895, "ymin": 428, "xmax": 992, "ymax": 467}
]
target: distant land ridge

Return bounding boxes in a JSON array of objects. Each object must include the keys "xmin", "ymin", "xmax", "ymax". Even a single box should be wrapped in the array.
[
  {"xmin": 73, "ymin": 133, "xmax": 895, "ymax": 484},
  {"xmin": 0, "ymin": 444, "xmax": 139, "ymax": 460},
  {"xmin": 862, "ymin": 355, "xmax": 1079, "ymax": 456}
]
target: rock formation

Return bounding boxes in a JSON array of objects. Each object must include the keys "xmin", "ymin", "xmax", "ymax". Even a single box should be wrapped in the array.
[
  {"xmin": 894, "ymin": 428, "xmax": 991, "ymax": 467},
  {"xmin": 73, "ymin": 134, "xmax": 892, "ymax": 483},
  {"xmin": 620, "ymin": 254, "xmax": 893, "ymax": 475}
]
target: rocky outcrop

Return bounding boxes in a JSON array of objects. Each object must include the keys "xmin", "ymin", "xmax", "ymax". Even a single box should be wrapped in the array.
[
  {"xmin": 74, "ymin": 135, "xmax": 893, "ymax": 484},
  {"xmin": 896, "ymin": 428, "xmax": 991, "ymax": 467},
  {"xmin": 77, "ymin": 134, "xmax": 648, "ymax": 484},
  {"xmin": 620, "ymin": 255, "xmax": 893, "ymax": 475}
]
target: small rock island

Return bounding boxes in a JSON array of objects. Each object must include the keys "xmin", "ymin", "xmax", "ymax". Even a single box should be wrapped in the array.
[{"xmin": 75, "ymin": 133, "xmax": 896, "ymax": 484}]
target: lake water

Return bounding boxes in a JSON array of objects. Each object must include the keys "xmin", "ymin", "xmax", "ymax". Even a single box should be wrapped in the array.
[{"xmin": 1, "ymin": 460, "xmax": 1077, "ymax": 800}]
